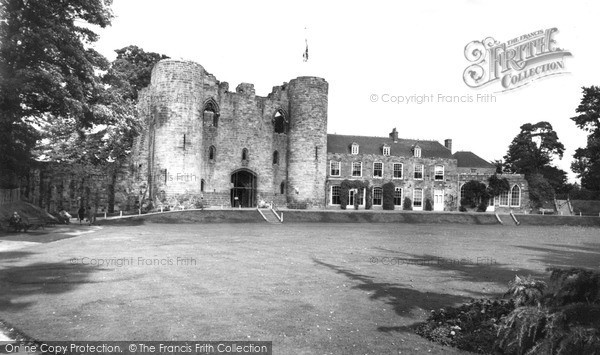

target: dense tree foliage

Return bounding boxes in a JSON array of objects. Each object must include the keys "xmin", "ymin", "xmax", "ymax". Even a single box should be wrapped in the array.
[
  {"xmin": 0, "ymin": 0, "xmax": 113, "ymax": 187},
  {"xmin": 570, "ymin": 86, "xmax": 600, "ymax": 193},
  {"xmin": 460, "ymin": 180, "xmax": 490, "ymax": 211},
  {"xmin": 34, "ymin": 46, "xmax": 169, "ymax": 165},
  {"xmin": 502, "ymin": 122, "xmax": 568, "ymax": 207},
  {"xmin": 103, "ymin": 45, "xmax": 169, "ymax": 101},
  {"xmin": 503, "ymin": 122, "xmax": 565, "ymax": 175}
]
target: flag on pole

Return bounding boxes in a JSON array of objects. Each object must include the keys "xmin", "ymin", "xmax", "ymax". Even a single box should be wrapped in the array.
[{"xmin": 303, "ymin": 38, "xmax": 309, "ymax": 62}]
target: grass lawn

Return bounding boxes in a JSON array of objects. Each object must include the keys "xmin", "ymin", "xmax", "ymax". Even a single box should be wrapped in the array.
[{"xmin": 0, "ymin": 222, "xmax": 599, "ymax": 354}]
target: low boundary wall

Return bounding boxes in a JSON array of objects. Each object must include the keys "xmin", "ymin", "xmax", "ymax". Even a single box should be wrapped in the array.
[{"xmin": 96, "ymin": 209, "xmax": 600, "ymax": 227}]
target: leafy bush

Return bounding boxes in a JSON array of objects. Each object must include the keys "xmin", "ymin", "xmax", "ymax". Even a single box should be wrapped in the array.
[
  {"xmin": 546, "ymin": 267, "xmax": 600, "ymax": 306},
  {"xmin": 365, "ymin": 187, "xmax": 372, "ymax": 210},
  {"xmin": 505, "ymin": 275, "xmax": 547, "ymax": 307},
  {"xmin": 527, "ymin": 173, "xmax": 555, "ymax": 210},
  {"xmin": 403, "ymin": 197, "xmax": 412, "ymax": 211},
  {"xmin": 476, "ymin": 201, "xmax": 489, "ymax": 212},
  {"xmin": 416, "ymin": 268, "xmax": 600, "ymax": 355},
  {"xmin": 425, "ymin": 198, "xmax": 433, "ymax": 211},
  {"xmin": 461, "ymin": 180, "xmax": 490, "ymax": 209},
  {"xmin": 382, "ymin": 182, "xmax": 395, "ymax": 210},
  {"xmin": 495, "ymin": 268, "xmax": 600, "ymax": 354},
  {"xmin": 487, "ymin": 174, "xmax": 510, "ymax": 197},
  {"xmin": 415, "ymin": 298, "xmax": 515, "ymax": 354}
]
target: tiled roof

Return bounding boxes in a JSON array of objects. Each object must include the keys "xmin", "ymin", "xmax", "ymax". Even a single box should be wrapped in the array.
[
  {"xmin": 327, "ymin": 134, "xmax": 453, "ymax": 158},
  {"xmin": 452, "ymin": 151, "xmax": 495, "ymax": 168}
]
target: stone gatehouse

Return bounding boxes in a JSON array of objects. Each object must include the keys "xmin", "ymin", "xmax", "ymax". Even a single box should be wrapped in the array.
[{"xmin": 131, "ymin": 59, "xmax": 328, "ymax": 209}]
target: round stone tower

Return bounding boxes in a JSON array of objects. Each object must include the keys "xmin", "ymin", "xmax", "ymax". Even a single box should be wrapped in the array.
[
  {"xmin": 143, "ymin": 60, "xmax": 209, "ymax": 198},
  {"xmin": 286, "ymin": 76, "xmax": 329, "ymax": 207}
]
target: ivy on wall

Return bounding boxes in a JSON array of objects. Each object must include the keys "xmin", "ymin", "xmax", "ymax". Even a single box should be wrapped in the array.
[
  {"xmin": 340, "ymin": 180, "xmax": 371, "ymax": 210},
  {"xmin": 461, "ymin": 180, "xmax": 489, "ymax": 209},
  {"xmin": 382, "ymin": 182, "xmax": 395, "ymax": 210},
  {"xmin": 487, "ymin": 174, "xmax": 510, "ymax": 197},
  {"xmin": 460, "ymin": 175, "xmax": 510, "ymax": 212},
  {"xmin": 403, "ymin": 197, "xmax": 412, "ymax": 211},
  {"xmin": 425, "ymin": 197, "xmax": 433, "ymax": 211}
]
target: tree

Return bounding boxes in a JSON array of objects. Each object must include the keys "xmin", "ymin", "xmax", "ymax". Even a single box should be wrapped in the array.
[
  {"xmin": 540, "ymin": 165, "xmax": 569, "ymax": 195},
  {"xmin": 570, "ymin": 86, "xmax": 600, "ymax": 194},
  {"xmin": 503, "ymin": 122, "xmax": 568, "ymax": 208},
  {"xmin": 103, "ymin": 45, "xmax": 169, "ymax": 101},
  {"xmin": 527, "ymin": 173, "xmax": 555, "ymax": 209},
  {"xmin": 503, "ymin": 122, "xmax": 565, "ymax": 175},
  {"xmin": 34, "ymin": 46, "xmax": 169, "ymax": 166},
  {"xmin": 491, "ymin": 159, "xmax": 505, "ymax": 174},
  {"xmin": 0, "ymin": 0, "xmax": 113, "ymax": 187}
]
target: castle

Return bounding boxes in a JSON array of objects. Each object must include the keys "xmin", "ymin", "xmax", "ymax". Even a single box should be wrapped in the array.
[{"xmin": 130, "ymin": 59, "xmax": 529, "ymax": 212}]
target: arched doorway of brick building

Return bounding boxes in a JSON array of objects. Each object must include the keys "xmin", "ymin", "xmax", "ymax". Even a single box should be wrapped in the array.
[{"xmin": 230, "ymin": 169, "xmax": 257, "ymax": 208}]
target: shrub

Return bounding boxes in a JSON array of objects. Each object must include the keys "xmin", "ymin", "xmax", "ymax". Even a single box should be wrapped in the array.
[
  {"xmin": 382, "ymin": 182, "xmax": 395, "ymax": 210},
  {"xmin": 416, "ymin": 268, "xmax": 600, "ymax": 355},
  {"xmin": 495, "ymin": 268, "xmax": 600, "ymax": 354},
  {"xmin": 403, "ymin": 197, "xmax": 412, "ymax": 210},
  {"xmin": 505, "ymin": 275, "xmax": 547, "ymax": 307},
  {"xmin": 476, "ymin": 200, "xmax": 488, "ymax": 212},
  {"xmin": 459, "ymin": 205, "xmax": 467, "ymax": 212},
  {"xmin": 546, "ymin": 267, "xmax": 600, "ymax": 306},
  {"xmin": 461, "ymin": 180, "xmax": 489, "ymax": 209},
  {"xmin": 415, "ymin": 298, "xmax": 515, "ymax": 354},
  {"xmin": 425, "ymin": 198, "xmax": 433, "ymax": 211}
]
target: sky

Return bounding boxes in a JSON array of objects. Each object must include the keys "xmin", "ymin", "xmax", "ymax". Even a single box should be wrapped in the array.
[{"xmin": 93, "ymin": 0, "xmax": 600, "ymax": 183}]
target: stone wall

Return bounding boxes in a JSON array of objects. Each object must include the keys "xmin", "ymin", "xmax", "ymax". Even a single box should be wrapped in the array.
[
  {"xmin": 133, "ymin": 59, "xmax": 328, "ymax": 209},
  {"xmin": 19, "ymin": 162, "xmax": 120, "ymax": 214}
]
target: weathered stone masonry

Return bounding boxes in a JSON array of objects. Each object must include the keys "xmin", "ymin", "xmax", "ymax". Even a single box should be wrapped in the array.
[
  {"xmin": 132, "ymin": 59, "xmax": 328, "ymax": 208},
  {"xmin": 130, "ymin": 59, "xmax": 528, "ymax": 212}
]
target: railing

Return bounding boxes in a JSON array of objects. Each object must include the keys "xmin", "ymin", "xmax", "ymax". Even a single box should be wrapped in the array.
[
  {"xmin": 270, "ymin": 205, "xmax": 283, "ymax": 223},
  {"xmin": 256, "ymin": 206, "xmax": 269, "ymax": 222}
]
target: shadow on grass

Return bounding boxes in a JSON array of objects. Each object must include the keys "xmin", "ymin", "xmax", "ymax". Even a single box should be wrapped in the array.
[
  {"xmin": 313, "ymin": 251, "xmax": 546, "ymax": 335},
  {"xmin": 0, "ymin": 261, "xmax": 103, "ymax": 312},
  {"xmin": 0, "ymin": 250, "xmax": 37, "ymax": 263},
  {"xmin": 516, "ymin": 242, "xmax": 600, "ymax": 270},
  {"xmin": 313, "ymin": 258, "xmax": 468, "ymax": 333},
  {"xmin": 372, "ymin": 248, "xmax": 543, "ymax": 290}
]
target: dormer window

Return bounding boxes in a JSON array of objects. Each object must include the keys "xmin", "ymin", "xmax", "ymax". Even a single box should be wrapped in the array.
[
  {"xmin": 413, "ymin": 145, "xmax": 421, "ymax": 158},
  {"xmin": 351, "ymin": 143, "xmax": 359, "ymax": 155},
  {"xmin": 382, "ymin": 145, "xmax": 390, "ymax": 156}
]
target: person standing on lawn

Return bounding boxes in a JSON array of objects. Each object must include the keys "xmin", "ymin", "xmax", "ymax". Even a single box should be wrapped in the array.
[{"xmin": 78, "ymin": 206, "xmax": 85, "ymax": 224}]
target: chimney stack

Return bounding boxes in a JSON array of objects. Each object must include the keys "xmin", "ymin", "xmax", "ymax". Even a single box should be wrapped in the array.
[
  {"xmin": 389, "ymin": 128, "xmax": 398, "ymax": 143},
  {"xmin": 444, "ymin": 139, "xmax": 452, "ymax": 153}
]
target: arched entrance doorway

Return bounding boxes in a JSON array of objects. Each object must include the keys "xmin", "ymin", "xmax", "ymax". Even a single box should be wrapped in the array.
[{"xmin": 230, "ymin": 169, "xmax": 257, "ymax": 207}]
